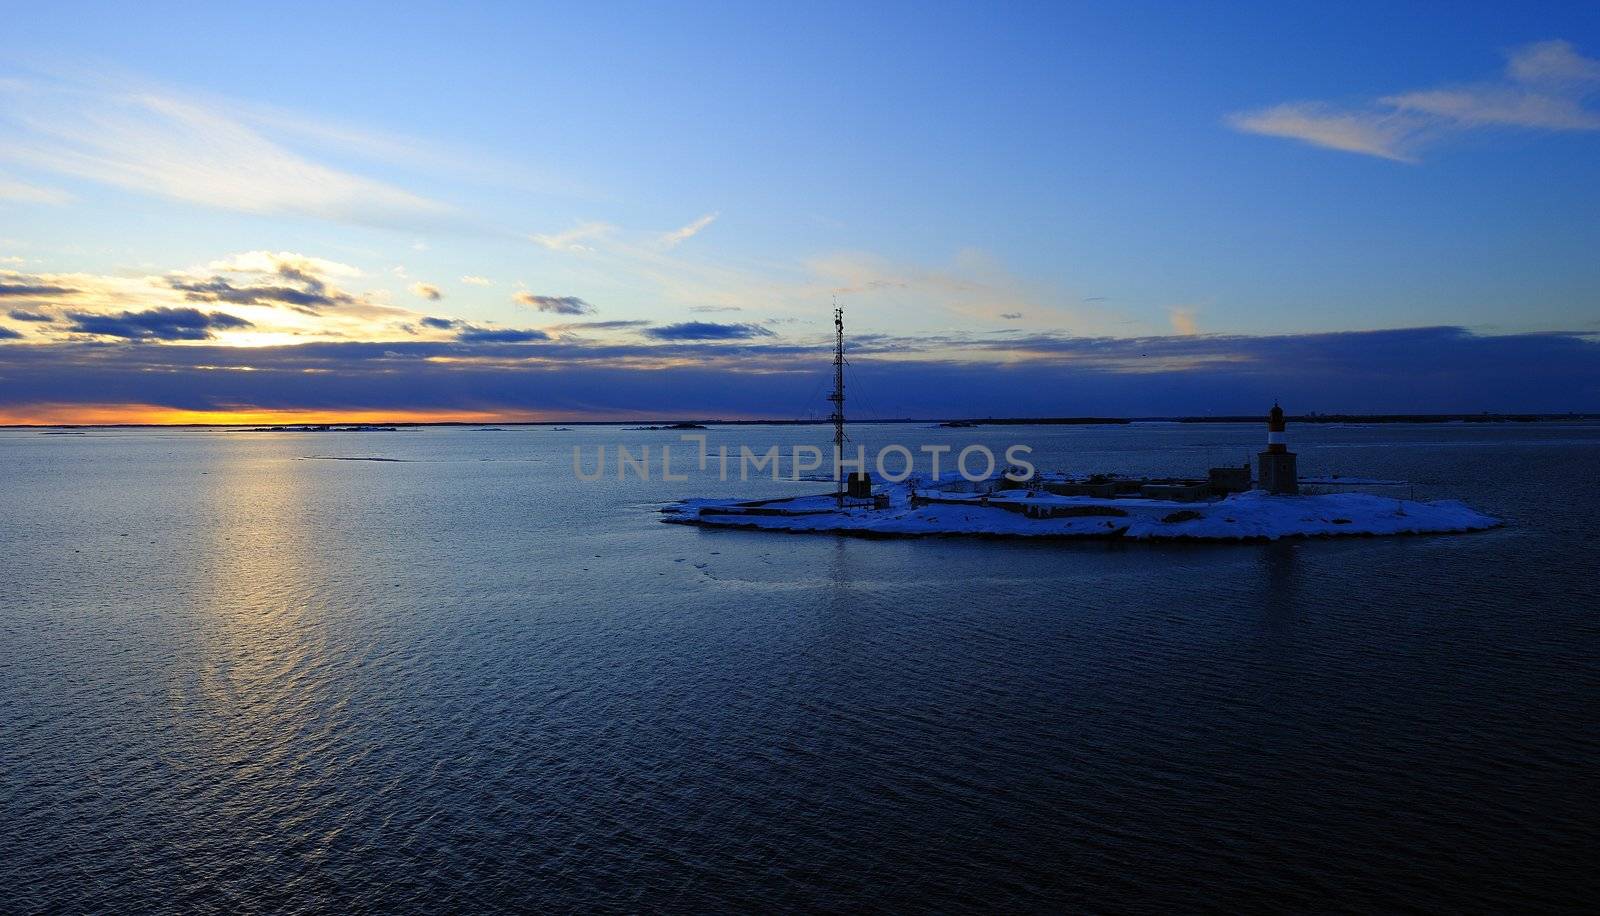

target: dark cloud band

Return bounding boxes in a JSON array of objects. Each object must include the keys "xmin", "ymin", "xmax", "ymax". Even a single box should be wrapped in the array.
[
  {"xmin": 2, "ymin": 326, "xmax": 1594, "ymax": 417},
  {"xmin": 643, "ymin": 321, "xmax": 775, "ymax": 341},
  {"xmin": 515, "ymin": 294, "xmax": 593, "ymax": 315},
  {"xmin": 63, "ymin": 307, "xmax": 253, "ymax": 341},
  {"xmin": 167, "ymin": 276, "xmax": 350, "ymax": 313},
  {"xmin": 0, "ymin": 282, "xmax": 77, "ymax": 298}
]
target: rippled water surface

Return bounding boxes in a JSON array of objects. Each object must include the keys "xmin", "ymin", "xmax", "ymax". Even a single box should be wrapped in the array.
[{"xmin": 4, "ymin": 423, "xmax": 1598, "ymax": 912}]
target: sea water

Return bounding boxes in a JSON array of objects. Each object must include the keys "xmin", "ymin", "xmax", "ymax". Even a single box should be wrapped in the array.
[{"xmin": 3, "ymin": 422, "xmax": 1597, "ymax": 911}]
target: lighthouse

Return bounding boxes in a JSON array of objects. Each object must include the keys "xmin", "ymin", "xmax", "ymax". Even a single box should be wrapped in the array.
[{"xmin": 1256, "ymin": 402, "xmax": 1299, "ymax": 494}]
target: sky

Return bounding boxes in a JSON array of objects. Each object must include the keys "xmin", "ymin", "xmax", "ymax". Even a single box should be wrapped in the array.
[{"xmin": 1, "ymin": 1, "xmax": 1597, "ymax": 422}]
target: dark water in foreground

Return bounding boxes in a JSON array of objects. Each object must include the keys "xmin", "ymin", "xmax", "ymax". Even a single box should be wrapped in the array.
[{"xmin": 3, "ymin": 422, "xmax": 1598, "ymax": 913}]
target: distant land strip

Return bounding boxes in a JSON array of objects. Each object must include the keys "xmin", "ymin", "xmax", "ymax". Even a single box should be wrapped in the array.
[{"xmin": 5, "ymin": 413, "xmax": 1598, "ymax": 429}]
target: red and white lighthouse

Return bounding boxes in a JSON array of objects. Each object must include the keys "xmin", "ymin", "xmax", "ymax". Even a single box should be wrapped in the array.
[{"xmin": 1257, "ymin": 402, "xmax": 1299, "ymax": 494}]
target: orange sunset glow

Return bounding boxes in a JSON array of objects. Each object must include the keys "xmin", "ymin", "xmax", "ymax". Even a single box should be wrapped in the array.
[{"xmin": 0, "ymin": 404, "xmax": 544, "ymax": 427}]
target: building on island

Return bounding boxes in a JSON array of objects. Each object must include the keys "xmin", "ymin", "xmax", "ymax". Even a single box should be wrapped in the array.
[{"xmin": 1256, "ymin": 402, "xmax": 1299, "ymax": 494}]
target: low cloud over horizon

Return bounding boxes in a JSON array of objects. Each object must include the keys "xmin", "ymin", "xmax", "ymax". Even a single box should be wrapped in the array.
[
  {"xmin": 2, "ymin": 325, "xmax": 1595, "ymax": 424},
  {"xmin": 3, "ymin": 243, "xmax": 1596, "ymax": 423}
]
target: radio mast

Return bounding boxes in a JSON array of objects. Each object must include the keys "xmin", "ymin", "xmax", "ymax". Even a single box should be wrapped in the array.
[{"xmin": 829, "ymin": 303, "xmax": 846, "ymax": 506}]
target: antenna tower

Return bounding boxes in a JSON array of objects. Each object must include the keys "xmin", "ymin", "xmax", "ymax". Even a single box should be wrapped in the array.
[{"xmin": 829, "ymin": 303, "xmax": 846, "ymax": 505}]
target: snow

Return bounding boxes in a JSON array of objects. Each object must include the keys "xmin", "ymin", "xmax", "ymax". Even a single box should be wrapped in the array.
[{"xmin": 663, "ymin": 483, "xmax": 1500, "ymax": 541}]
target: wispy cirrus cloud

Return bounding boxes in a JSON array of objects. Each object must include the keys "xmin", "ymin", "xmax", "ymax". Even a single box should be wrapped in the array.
[
  {"xmin": 530, "ymin": 221, "xmax": 612, "ymax": 252},
  {"xmin": 530, "ymin": 212, "xmax": 1108, "ymax": 335},
  {"xmin": 659, "ymin": 212, "xmax": 718, "ymax": 248},
  {"xmin": 1229, "ymin": 40, "xmax": 1600, "ymax": 161},
  {"xmin": 1227, "ymin": 104, "xmax": 1424, "ymax": 162},
  {"xmin": 0, "ymin": 174, "xmax": 71, "ymax": 204},
  {"xmin": 0, "ymin": 74, "xmax": 456, "ymax": 229},
  {"xmin": 804, "ymin": 248, "xmax": 1090, "ymax": 329},
  {"xmin": 514, "ymin": 293, "xmax": 593, "ymax": 315}
]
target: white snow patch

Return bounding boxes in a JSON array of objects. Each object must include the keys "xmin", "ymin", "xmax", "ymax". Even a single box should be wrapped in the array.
[{"xmin": 663, "ymin": 484, "xmax": 1499, "ymax": 541}]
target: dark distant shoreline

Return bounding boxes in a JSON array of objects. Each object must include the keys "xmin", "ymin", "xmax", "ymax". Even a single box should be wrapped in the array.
[
  {"xmin": 1178, "ymin": 412, "xmax": 1599, "ymax": 424},
  {"xmin": 5, "ymin": 412, "xmax": 1597, "ymax": 430}
]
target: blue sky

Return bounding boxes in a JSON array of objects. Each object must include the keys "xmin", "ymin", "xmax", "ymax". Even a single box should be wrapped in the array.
[{"xmin": 1, "ymin": 2, "xmax": 1597, "ymax": 420}]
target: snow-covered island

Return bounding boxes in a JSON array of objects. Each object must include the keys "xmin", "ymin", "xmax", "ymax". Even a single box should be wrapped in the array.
[
  {"xmin": 658, "ymin": 367, "xmax": 1499, "ymax": 542},
  {"xmin": 662, "ymin": 479, "xmax": 1501, "ymax": 542}
]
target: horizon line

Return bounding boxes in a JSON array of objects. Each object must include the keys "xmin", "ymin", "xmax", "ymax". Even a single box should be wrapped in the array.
[{"xmin": 6, "ymin": 411, "xmax": 1598, "ymax": 430}]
